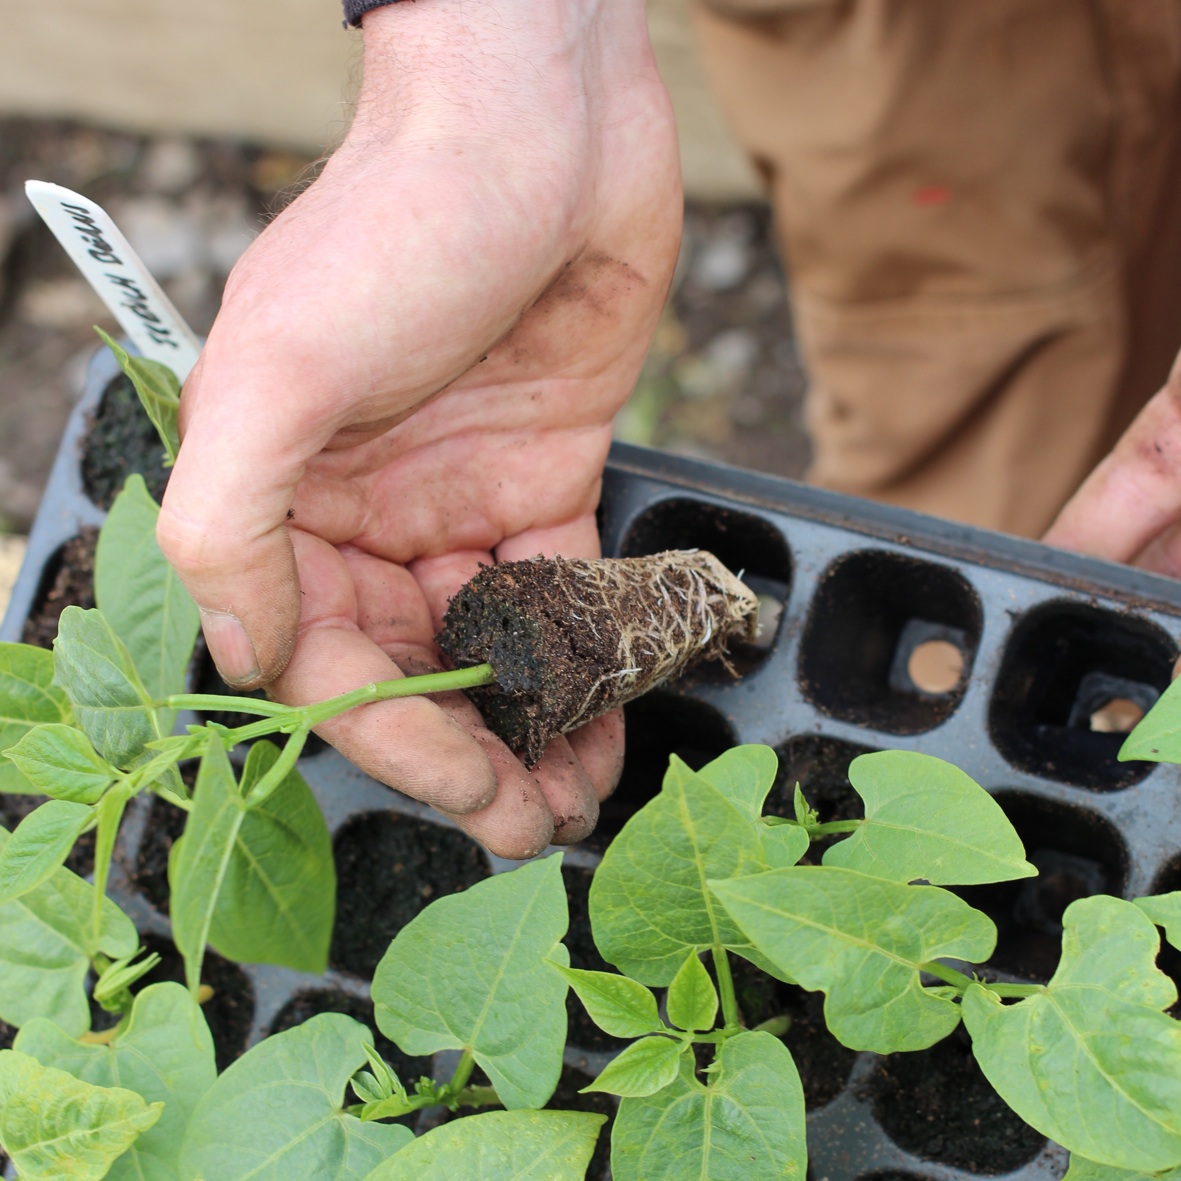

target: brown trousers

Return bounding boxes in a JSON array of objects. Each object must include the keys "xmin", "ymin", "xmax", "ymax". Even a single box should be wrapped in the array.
[{"xmin": 694, "ymin": 0, "xmax": 1181, "ymax": 536}]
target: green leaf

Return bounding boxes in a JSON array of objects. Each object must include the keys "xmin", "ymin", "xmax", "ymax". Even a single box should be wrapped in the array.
[
  {"xmin": 0, "ymin": 798, "xmax": 94, "ymax": 905},
  {"xmin": 612, "ymin": 1031, "xmax": 806, "ymax": 1181},
  {"xmin": 711, "ymin": 866, "xmax": 996, "ymax": 1052},
  {"xmin": 583, "ymin": 1035, "xmax": 685, "ymax": 1098},
  {"xmin": 1119, "ymin": 674, "xmax": 1181, "ymax": 762},
  {"xmin": 549, "ymin": 964, "xmax": 662, "ymax": 1039},
  {"xmin": 15, "ymin": 983, "xmax": 216, "ymax": 1181},
  {"xmin": 698, "ymin": 744, "xmax": 810, "ymax": 870},
  {"xmin": 96, "ymin": 474, "xmax": 200, "ymax": 718},
  {"xmin": 823, "ymin": 751, "xmax": 1036, "ymax": 885},
  {"xmin": 180, "ymin": 1014, "xmax": 410, "ymax": 1181},
  {"xmin": 4, "ymin": 722, "xmax": 117, "ymax": 804},
  {"xmin": 666, "ymin": 951, "xmax": 718, "ymax": 1032},
  {"xmin": 1065, "ymin": 1156, "xmax": 1181, "ymax": 1181},
  {"xmin": 169, "ymin": 737, "xmax": 242, "ymax": 992},
  {"xmin": 373, "ymin": 854, "xmax": 568, "ymax": 1111},
  {"xmin": 172, "ymin": 740, "xmax": 335, "ymax": 977},
  {"xmin": 0, "ymin": 642, "xmax": 74, "ymax": 794},
  {"xmin": 0, "ymin": 1048, "xmax": 162, "ymax": 1181},
  {"xmin": 96, "ymin": 329, "xmax": 181, "ymax": 465},
  {"xmin": 1136, "ymin": 892, "xmax": 1181, "ymax": 952},
  {"xmin": 589, "ymin": 756, "xmax": 784, "ymax": 987},
  {"xmin": 362, "ymin": 1110, "xmax": 605, "ymax": 1181},
  {"xmin": 0, "ymin": 823, "xmax": 137, "ymax": 1035},
  {"xmin": 963, "ymin": 895, "xmax": 1181, "ymax": 1172},
  {"xmin": 53, "ymin": 607, "xmax": 160, "ymax": 768}
]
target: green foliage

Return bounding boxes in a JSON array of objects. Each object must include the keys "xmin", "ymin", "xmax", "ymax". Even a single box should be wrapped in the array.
[
  {"xmin": 1065, "ymin": 1157, "xmax": 1181, "ymax": 1181},
  {"xmin": 4, "ymin": 722, "xmax": 118, "ymax": 803},
  {"xmin": 0, "ymin": 1048, "xmax": 162, "ymax": 1180},
  {"xmin": 666, "ymin": 950, "xmax": 718, "ymax": 1032},
  {"xmin": 53, "ymin": 606, "xmax": 161, "ymax": 768},
  {"xmin": 589, "ymin": 754, "xmax": 794, "ymax": 986},
  {"xmin": 0, "ymin": 798, "xmax": 94, "ymax": 905},
  {"xmin": 180, "ymin": 1014, "xmax": 411, "ymax": 1181},
  {"xmin": 963, "ymin": 895, "xmax": 1181, "ymax": 1172},
  {"xmin": 0, "ymin": 822, "xmax": 137, "ymax": 1034},
  {"xmin": 169, "ymin": 739, "xmax": 334, "ymax": 985},
  {"xmin": 611, "ymin": 1032, "xmax": 806, "ymax": 1181},
  {"xmin": 824, "ymin": 751, "xmax": 1036, "ymax": 884},
  {"xmin": 16, "ymin": 983, "xmax": 216, "ymax": 1181},
  {"xmin": 1136, "ymin": 892, "xmax": 1181, "ymax": 951},
  {"xmin": 549, "ymin": 964, "xmax": 662, "ymax": 1039},
  {"xmin": 95, "ymin": 474, "xmax": 200, "ymax": 723},
  {"xmin": 712, "ymin": 866, "xmax": 996, "ymax": 1051},
  {"xmin": 95, "ymin": 330, "xmax": 181, "ymax": 465},
  {"xmin": 583, "ymin": 1034, "xmax": 686, "ymax": 1098},
  {"xmin": 362, "ymin": 1110, "xmax": 605, "ymax": 1181},
  {"xmin": 373, "ymin": 854, "xmax": 569, "ymax": 1111},
  {"xmin": 0, "ymin": 642, "xmax": 74, "ymax": 794}
]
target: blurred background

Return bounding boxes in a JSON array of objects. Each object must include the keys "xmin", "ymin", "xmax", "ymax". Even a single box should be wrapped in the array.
[{"xmin": 0, "ymin": 0, "xmax": 811, "ymax": 613}]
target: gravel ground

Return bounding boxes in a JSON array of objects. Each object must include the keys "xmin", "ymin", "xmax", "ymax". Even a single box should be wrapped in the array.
[{"xmin": 0, "ymin": 117, "xmax": 809, "ymax": 539}]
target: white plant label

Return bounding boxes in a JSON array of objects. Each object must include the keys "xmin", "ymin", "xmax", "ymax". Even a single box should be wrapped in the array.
[{"xmin": 25, "ymin": 180, "xmax": 201, "ymax": 380}]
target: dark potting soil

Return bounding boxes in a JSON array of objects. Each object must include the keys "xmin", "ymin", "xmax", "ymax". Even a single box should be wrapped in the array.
[
  {"xmin": 437, "ymin": 553, "xmax": 755, "ymax": 766},
  {"xmin": 268, "ymin": 988, "xmax": 433, "ymax": 1130},
  {"xmin": 133, "ymin": 794, "xmax": 187, "ymax": 915},
  {"xmin": 728, "ymin": 954, "xmax": 857, "ymax": 1110},
  {"xmin": 0, "ymin": 792, "xmax": 95, "ymax": 877},
  {"xmin": 136, "ymin": 934, "xmax": 255, "ymax": 1072},
  {"xmin": 0, "ymin": 1017, "xmax": 15, "ymax": 1052},
  {"xmin": 80, "ymin": 374, "xmax": 169, "ymax": 511},
  {"xmin": 562, "ymin": 865, "xmax": 628, "ymax": 1054},
  {"xmin": 330, "ymin": 812, "xmax": 491, "ymax": 979},
  {"xmin": 867, "ymin": 1025, "xmax": 1045, "ymax": 1173},
  {"xmin": 20, "ymin": 528, "xmax": 98, "ymax": 650}
]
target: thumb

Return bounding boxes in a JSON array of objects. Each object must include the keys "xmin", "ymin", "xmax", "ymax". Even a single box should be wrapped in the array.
[{"xmin": 157, "ymin": 365, "xmax": 309, "ymax": 688}]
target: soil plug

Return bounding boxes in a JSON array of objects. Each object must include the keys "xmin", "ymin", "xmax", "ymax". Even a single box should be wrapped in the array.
[{"xmin": 436, "ymin": 550, "xmax": 759, "ymax": 766}]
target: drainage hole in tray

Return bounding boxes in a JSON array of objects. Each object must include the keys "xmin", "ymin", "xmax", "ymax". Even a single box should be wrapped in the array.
[
  {"xmin": 798, "ymin": 550, "xmax": 981, "ymax": 735},
  {"xmin": 866, "ymin": 1025, "xmax": 1046, "ymax": 1173},
  {"xmin": 330, "ymin": 812, "xmax": 491, "ymax": 979},
  {"xmin": 576, "ymin": 692, "xmax": 735, "ymax": 855},
  {"xmin": 954, "ymin": 791, "xmax": 1129, "ymax": 983},
  {"xmin": 619, "ymin": 496, "xmax": 792, "ymax": 677},
  {"xmin": 989, "ymin": 600, "xmax": 1174, "ymax": 790}
]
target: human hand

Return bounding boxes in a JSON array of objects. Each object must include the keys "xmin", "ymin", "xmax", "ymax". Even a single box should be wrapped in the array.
[
  {"xmin": 156, "ymin": 0, "xmax": 683, "ymax": 857},
  {"xmin": 1044, "ymin": 349, "xmax": 1181, "ymax": 576}
]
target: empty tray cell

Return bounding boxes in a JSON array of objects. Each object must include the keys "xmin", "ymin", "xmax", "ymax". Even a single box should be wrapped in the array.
[
  {"xmin": 20, "ymin": 528, "xmax": 98, "ymax": 649},
  {"xmin": 798, "ymin": 551, "xmax": 981, "ymax": 733},
  {"xmin": 989, "ymin": 600, "xmax": 1174, "ymax": 789},
  {"xmin": 620, "ymin": 496, "xmax": 792, "ymax": 675},
  {"xmin": 579, "ymin": 692, "xmax": 736, "ymax": 853},
  {"xmin": 869, "ymin": 1026, "xmax": 1046, "ymax": 1172},
  {"xmin": 955, "ymin": 791, "xmax": 1129, "ymax": 983},
  {"xmin": 330, "ymin": 812, "xmax": 491, "ymax": 979}
]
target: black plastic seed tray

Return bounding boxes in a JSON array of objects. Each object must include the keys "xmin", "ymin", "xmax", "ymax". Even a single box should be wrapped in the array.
[{"xmin": 5, "ymin": 345, "xmax": 1181, "ymax": 1181}]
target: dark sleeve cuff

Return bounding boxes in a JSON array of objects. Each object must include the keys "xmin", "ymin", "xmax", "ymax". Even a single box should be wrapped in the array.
[{"xmin": 343, "ymin": 0, "xmax": 410, "ymax": 28}]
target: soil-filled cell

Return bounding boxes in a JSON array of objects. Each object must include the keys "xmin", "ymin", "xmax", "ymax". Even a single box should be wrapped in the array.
[
  {"xmin": 330, "ymin": 812, "xmax": 491, "ymax": 979},
  {"xmin": 955, "ymin": 792, "xmax": 1128, "ymax": 982},
  {"xmin": 20, "ymin": 529, "xmax": 97, "ymax": 650},
  {"xmin": 134, "ymin": 794, "xmax": 188, "ymax": 914},
  {"xmin": 269, "ymin": 989, "xmax": 433, "ymax": 1128},
  {"xmin": 80, "ymin": 373, "xmax": 169, "ymax": 510},
  {"xmin": 579, "ymin": 692, "xmax": 735, "ymax": 854},
  {"xmin": 136, "ymin": 934, "xmax": 254, "ymax": 1071},
  {"xmin": 620, "ymin": 496, "xmax": 792, "ymax": 677},
  {"xmin": 767, "ymin": 735, "xmax": 875, "ymax": 864},
  {"xmin": 869, "ymin": 1026, "xmax": 1045, "ymax": 1173},
  {"xmin": 562, "ymin": 865, "xmax": 628, "ymax": 1053},
  {"xmin": 728, "ymin": 954, "xmax": 857, "ymax": 1110},
  {"xmin": 989, "ymin": 601, "xmax": 1174, "ymax": 789},
  {"xmin": 799, "ymin": 551, "xmax": 981, "ymax": 734},
  {"xmin": 0, "ymin": 792, "xmax": 95, "ymax": 878}
]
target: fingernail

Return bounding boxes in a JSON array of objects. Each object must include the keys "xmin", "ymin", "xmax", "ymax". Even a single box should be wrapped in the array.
[{"xmin": 200, "ymin": 610, "xmax": 260, "ymax": 686}]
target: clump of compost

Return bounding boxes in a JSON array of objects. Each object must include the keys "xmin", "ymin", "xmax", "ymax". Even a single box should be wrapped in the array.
[{"xmin": 436, "ymin": 549, "xmax": 759, "ymax": 766}]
